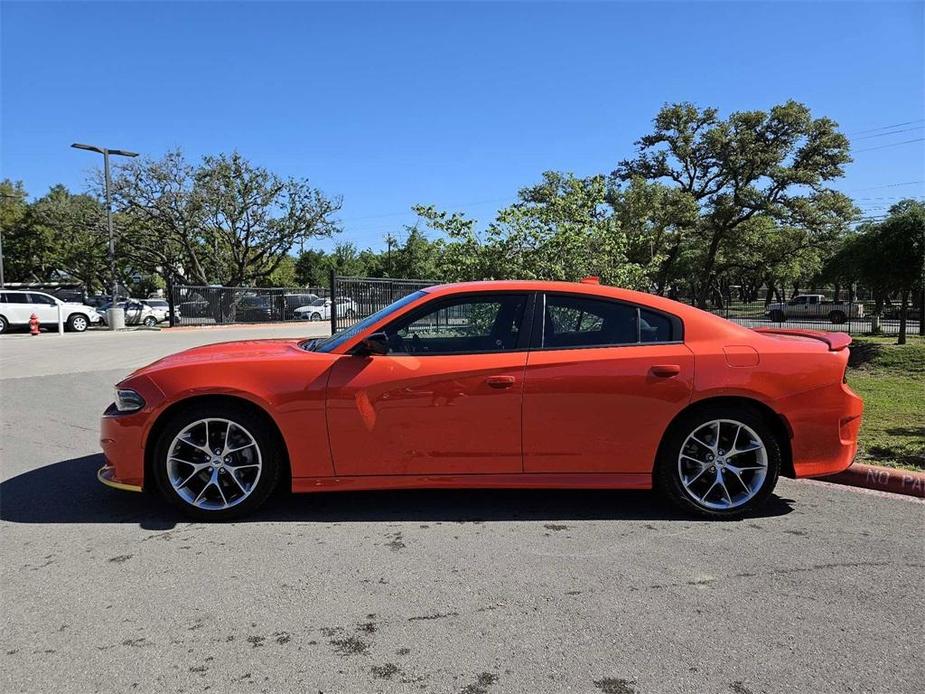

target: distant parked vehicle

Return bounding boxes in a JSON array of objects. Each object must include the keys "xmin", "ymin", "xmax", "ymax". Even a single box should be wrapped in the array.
[
  {"xmin": 141, "ymin": 299, "xmax": 178, "ymax": 323},
  {"xmin": 0, "ymin": 290, "xmax": 103, "ymax": 333},
  {"xmin": 235, "ymin": 295, "xmax": 273, "ymax": 322},
  {"xmin": 282, "ymin": 293, "xmax": 320, "ymax": 320},
  {"xmin": 766, "ymin": 294, "xmax": 864, "ymax": 324},
  {"xmin": 294, "ymin": 297, "xmax": 358, "ymax": 322},
  {"xmin": 99, "ymin": 300, "xmax": 161, "ymax": 327}
]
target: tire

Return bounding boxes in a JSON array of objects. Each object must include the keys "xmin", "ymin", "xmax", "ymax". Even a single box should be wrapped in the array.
[
  {"xmin": 151, "ymin": 402, "xmax": 281, "ymax": 521},
  {"xmin": 345, "ymin": 308, "xmax": 356, "ymax": 318},
  {"xmin": 768, "ymin": 309, "xmax": 785, "ymax": 323},
  {"xmin": 828, "ymin": 310, "xmax": 846, "ymax": 325},
  {"xmin": 143, "ymin": 316, "xmax": 158, "ymax": 327},
  {"xmin": 309, "ymin": 312, "xmax": 322, "ymax": 322},
  {"xmin": 67, "ymin": 313, "xmax": 89, "ymax": 332},
  {"xmin": 0, "ymin": 316, "xmax": 7, "ymax": 334},
  {"xmin": 654, "ymin": 405, "xmax": 781, "ymax": 519}
]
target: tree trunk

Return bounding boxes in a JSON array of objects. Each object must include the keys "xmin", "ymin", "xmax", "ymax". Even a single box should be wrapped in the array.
[{"xmin": 898, "ymin": 290, "xmax": 909, "ymax": 345}]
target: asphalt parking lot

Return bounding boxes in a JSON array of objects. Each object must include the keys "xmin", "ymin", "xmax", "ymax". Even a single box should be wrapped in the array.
[{"xmin": 1, "ymin": 325, "xmax": 923, "ymax": 694}]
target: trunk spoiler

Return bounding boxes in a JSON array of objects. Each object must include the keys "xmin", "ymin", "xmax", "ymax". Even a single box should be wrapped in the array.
[{"xmin": 752, "ymin": 327, "xmax": 852, "ymax": 351}]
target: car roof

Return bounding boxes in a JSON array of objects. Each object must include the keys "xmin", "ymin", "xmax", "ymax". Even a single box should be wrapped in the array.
[{"xmin": 422, "ymin": 280, "xmax": 683, "ymax": 310}]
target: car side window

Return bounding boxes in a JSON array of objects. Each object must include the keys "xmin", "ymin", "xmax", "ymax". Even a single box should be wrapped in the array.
[
  {"xmin": 383, "ymin": 294, "xmax": 527, "ymax": 355},
  {"xmin": 639, "ymin": 308, "xmax": 674, "ymax": 343},
  {"xmin": 28, "ymin": 293, "xmax": 56, "ymax": 306},
  {"xmin": 543, "ymin": 295, "xmax": 637, "ymax": 348},
  {"xmin": 6, "ymin": 293, "xmax": 33, "ymax": 304}
]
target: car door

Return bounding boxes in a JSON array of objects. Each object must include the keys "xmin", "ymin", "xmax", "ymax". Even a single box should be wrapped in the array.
[
  {"xmin": 522, "ymin": 293, "xmax": 694, "ymax": 474},
  {"xmin": 325, "ymin": 292, "xmax": 533, "ymax": 476},
  {"xmin": 27, "ymin": 293, "xmax": 60, "ymax": 324}
]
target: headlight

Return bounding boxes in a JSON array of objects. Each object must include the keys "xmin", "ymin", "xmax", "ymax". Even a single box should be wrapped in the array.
[{"xmin": 114, "ymin": 388, "xmax": 146, "ymax": 413}]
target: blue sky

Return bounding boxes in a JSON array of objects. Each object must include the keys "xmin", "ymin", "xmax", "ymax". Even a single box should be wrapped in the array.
[{"xmin": 2, "ymin": 1, "xmax": 923, "ymax": 252}]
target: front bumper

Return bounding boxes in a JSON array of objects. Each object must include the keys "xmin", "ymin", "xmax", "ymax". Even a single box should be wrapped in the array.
[{"xmin": 97, "ymin": 464, "xmax": 143, "ymax": 492}]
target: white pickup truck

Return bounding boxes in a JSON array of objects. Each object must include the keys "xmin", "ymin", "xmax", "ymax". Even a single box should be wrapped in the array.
[{"xmin": 766, "ymin": 294, "xmax": 864, "ymax": 324}]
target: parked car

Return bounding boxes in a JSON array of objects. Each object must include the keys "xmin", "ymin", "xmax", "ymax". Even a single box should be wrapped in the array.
[
  {"xmin": 0, "ymin": 290, "xmax": 102, "ymax": 333},
  {"xmin": 282, "ymin": 293, "xmax": 320, "ymax": 320},
  {"xmin": 99, "ymin": 300, "xmax": 161, "ymax": 327},
  {"xmin": 765, "ymin": 294, "xmax": 864, "ymax": 324},
  {"xmin": 98, "ymin": 279, "xmax": 862, "ymax": 521},
  {"xmin": 141, "ymin": 299, "xmax": 178, "ymax": 323},
  {"xmin": 234, "ymin": 294, "xmax": 273, "ymax": 322},
  {"xmin": 293, "ymin": 297, "xmax": 358, "ymax": 321}
]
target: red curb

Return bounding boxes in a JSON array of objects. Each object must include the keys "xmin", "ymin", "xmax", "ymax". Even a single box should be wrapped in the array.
[{"xmin": 820, "ymin": 462, "xmax": 925, "ymax": 498}]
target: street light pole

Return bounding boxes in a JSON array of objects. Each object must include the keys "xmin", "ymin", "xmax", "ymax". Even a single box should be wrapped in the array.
[{"xmin": 71, "ymin": 143, "xmax": 138, "ymax": 305}]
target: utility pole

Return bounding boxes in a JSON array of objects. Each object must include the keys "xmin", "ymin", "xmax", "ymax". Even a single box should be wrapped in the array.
[{"xmin": 71, "ymin": 143, "xmax": 139, "ymax": 306}]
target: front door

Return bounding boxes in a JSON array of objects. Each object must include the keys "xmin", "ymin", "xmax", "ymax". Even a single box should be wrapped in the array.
[
  {"xmin": 522, "ymin": 293, "xmax": 694, "ymax": 474},
  {"xmin": 326, "ymin": 292, "xmax": 531, "ymax": 476}
]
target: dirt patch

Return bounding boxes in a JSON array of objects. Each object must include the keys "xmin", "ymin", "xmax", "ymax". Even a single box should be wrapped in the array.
[
  {"xmin": 460, "ymin": 672, "xmax": 499, "ymax": 694},
  {"xmin": 594, "ymin": 678, "xmax": 637, "ymax": 694}
]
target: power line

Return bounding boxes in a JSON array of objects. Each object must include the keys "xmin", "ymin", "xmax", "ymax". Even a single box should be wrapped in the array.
[
  {"xmin": 852, "ymin": 126, "xmax": 924, "ymax": 141},
  {"xmin": 853, "ymin": 138, "xmax": 925, "ymax": 153},
  {"xmin": 847, "ymin": 181, "xmax": 924, "ymax": 191},
  {"xmin": 847, "ymin": 119, "xmax": 925, "ymax": 136}
]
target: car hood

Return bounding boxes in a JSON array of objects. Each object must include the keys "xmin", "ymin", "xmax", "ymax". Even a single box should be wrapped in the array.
[{"xmin": 127, "ymin": 338, "xmax": 315, "ymax": 378}]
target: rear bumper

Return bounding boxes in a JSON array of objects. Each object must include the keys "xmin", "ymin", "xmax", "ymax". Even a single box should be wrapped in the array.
[{"xmin": 777, "ymin": 382, "xmax": 864, "ymax": 478}]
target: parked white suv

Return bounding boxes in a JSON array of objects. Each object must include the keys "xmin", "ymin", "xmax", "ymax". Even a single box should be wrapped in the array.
[{"xmin": 0, "ymin": 290, "xmax": 103, "ymax": 333}]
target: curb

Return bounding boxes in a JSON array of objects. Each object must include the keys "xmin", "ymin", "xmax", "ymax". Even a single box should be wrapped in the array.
[{"xmin": 820, "ymin": 462, "xmax": 925, "ymax": 498}]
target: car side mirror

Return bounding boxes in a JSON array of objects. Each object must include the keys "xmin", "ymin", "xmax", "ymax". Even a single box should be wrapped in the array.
[{"xmin": 354, "ymin": 332, "xmax": 389, "ymax": 356}]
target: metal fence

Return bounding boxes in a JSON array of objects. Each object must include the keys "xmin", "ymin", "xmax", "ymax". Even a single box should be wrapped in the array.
[
  {"xmin": 330, "ymin": 274, "xmax": 437, "ymax": 333},
  {"xmin": 168, "ymin": 279, "xmax": 922, "ymax": 337},
  {"xmin": 686, "ymin": 288, "xmax": 921, "ymax": 336},
  {"xmin": 169, "ymin": 285, "xmax": 330, "ymax": 326}
]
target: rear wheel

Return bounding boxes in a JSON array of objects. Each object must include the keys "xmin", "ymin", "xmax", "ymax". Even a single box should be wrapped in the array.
[
  {"xmin": 0, "ymin": 316, "xmax": 7, "ymax": 334},
  {"xmin": 143, "ymin": 315, "xmax": 158, "ymax": 327},
  {"xmin": 828, "ymin": 310, "xmax": 846, "ymax": 324},
  {"xmin": 655, "ymin": 406, "xmax": 781, "ymax": 518},
  {"xmin": 309, "ymin": 312, "xmax": 322, "ymax": 321},
  {"xmin": 152, "ymin": 402, "xmax": 281, "ymax": 520},
  {"xmin": 67, "ymin": 313, "xmax": 89, "ymax": 332},
  {"xmin": 768, "ymin": 309, "xmax": 785, "ymax": 322}
]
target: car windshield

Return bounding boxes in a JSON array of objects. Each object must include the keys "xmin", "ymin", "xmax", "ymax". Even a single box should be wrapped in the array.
[{"xmin": 306, "ymin": 291, "xmax": 426, "ymax": 353}]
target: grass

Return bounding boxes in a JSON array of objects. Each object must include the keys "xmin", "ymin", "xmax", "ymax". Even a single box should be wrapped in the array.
[{"xmin": 846, "ymin": 335, "xmax": 925, "ymax": 471}]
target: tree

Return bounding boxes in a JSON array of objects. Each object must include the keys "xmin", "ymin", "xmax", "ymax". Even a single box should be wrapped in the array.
[
  {"xmin": 869, "ymin": 201, "xmax": 924, "ymax": 344},
  {"xmin": 0, "ymin": 180, "xmax": 45, "ymax": 282},
  {"xmin": 113, "ymin": 149, "xmax": 343, "ymax": 290},
  {"xmin": 615, "ymin": 101, "xmax": 854, "ymax": 305},
  {"xmin": 28, "ymin": 185, "xmax": 109, "ymax": 290},
  {"xmin": 195, "ymin": 152, "xmax": 342, "ymax": 286}
]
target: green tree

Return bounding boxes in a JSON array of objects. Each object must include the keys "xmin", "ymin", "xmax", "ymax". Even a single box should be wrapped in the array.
[{"xmin": 615, "ymin": 101, "xmax": 854, "ymax": 305}]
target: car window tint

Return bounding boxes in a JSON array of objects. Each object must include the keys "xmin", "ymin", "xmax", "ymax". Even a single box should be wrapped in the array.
[
  {"xmin": 639, "ymin": 308, "xmax": 674, "ymax": 342},
  {"xmin": 543, "ymin": 295, "xmax": 636, "ymax": 348},
  {"xmin": 28, "ymin": 293, "xmax": 56, "ymax": 305},
  {"xmin": 386, "ymin": 294, "xmax": 527, "ymax": 354}
]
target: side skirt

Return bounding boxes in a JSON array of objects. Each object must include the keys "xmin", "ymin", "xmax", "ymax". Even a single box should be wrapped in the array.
[{"xmin": 291, "ymin": 473, "xmax": 652, "ymax": 494}]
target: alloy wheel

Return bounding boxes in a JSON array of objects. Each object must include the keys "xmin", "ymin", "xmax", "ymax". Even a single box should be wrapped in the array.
[
  {"xmin": 166, "ymin": 418, "xmax": 262, "ymax": 510},
  {"xmin": 677, "ymin": 419, "xmax": 768, "ymax": 510}
]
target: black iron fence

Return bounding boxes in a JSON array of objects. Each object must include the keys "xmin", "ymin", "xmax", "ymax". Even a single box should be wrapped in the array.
[
  {"xmin": 168, "ymin": 279, "xmax": 922, "ymax": 337},
  {"xmin": 169, "ymin": 285, "xmax": 330, "ymax": 326},
  {"xmin": 330, "ymin": 273, "xmax": 437, "ymax": 333}
]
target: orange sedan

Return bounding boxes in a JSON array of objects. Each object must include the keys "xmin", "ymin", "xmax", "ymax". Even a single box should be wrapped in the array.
[{"xmin": 98, "ymin": 280, "xmax": 863, "ymax": 519}]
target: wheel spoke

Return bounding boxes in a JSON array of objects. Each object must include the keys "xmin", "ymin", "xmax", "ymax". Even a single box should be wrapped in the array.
[
  {"xmin": 225, "ymin": 442, "xmax": 255, "ymax": 454},
  {"xmin": 717, "ymin": 472, "xmax": 733, "ymax": 505},
  {"xmin": 226, "ymin": 469, "xmax": 248, "ymax": 494},
  {"xmin": 691, "ymin": 435, "xmax": 714, "ymax": 451},
  {"xmin": 725, "ymin": 466, "xmax": 751, "ymax": 493},
  {"xmin": 728, "ymin": 444, "xmax": 761, "ymax": 457},
  {"xmin": 222, "ymin": 422, "xmax": 233, "ymax": 455},
  {"xmin": 684, "ymin": 464, "xmax": 711, "ymax": 486},
  {"xmin": 193, "ymin": 472, "xmax": 217, "ymax": 505}
]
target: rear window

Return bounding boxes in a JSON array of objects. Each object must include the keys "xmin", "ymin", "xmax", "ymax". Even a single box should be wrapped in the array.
[{"xmin": 541, "ymin": 294, "xmax": 681, "ymax": 348}]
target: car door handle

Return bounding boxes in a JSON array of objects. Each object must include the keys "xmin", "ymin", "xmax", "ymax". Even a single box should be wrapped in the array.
[
  {"xmin": 486, "ymin": 375, "xmax": 516, "ymax": 389},
  {"xmin": 650, "ymin": 364, "xmax": 681, "ymax": 378}
]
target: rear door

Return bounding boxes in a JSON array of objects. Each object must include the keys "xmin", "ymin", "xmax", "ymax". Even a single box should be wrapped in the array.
[
  {"xmin": 27, "ymin": 293, "xmax": 59, "ymax": 324},
  {"xmin": 522, "ymin": 293, "xmax": 694, "ymax": 474}
]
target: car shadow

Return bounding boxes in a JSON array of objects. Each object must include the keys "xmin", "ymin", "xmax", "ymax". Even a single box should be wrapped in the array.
[{"xmin": 0, "ymin": 454, "xmax": 795, "ymax": 530}]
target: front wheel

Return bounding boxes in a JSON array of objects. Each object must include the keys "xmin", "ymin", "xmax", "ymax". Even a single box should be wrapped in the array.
[
  {"xmin": 309, "ymin": 312, "xmax": 322, "ymax": 322},
  {"xmin": 768, "ymin": 309, "xmax": 785, "ymax": 323},
  {"xmin": 67, "ymin": 313, "xmax": 89, "ymax": 332},
  {"xmin": 143, "ymin": 315, "xmax": 158, "ymax": 327},
  {"xmin": 152, "ymin": 403, "xmax": 281, "ymax": 520},
  {"xmin": 0, "ymin": 316, "xmax": 7, "ymax": 334},
  {"xmin": 655, "ymin": 406, "xmax": 781, "ymax": 518}
]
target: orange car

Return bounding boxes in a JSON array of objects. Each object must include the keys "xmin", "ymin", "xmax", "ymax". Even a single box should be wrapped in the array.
[{"xmin": 98, "ymin": 280, "xmax": 863, "ymax": 520}]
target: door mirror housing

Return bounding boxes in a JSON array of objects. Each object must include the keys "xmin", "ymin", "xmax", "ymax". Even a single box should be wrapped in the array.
[{"xmin": 354, "ymin": 331, "xmax": 389, "ymax": 356}]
